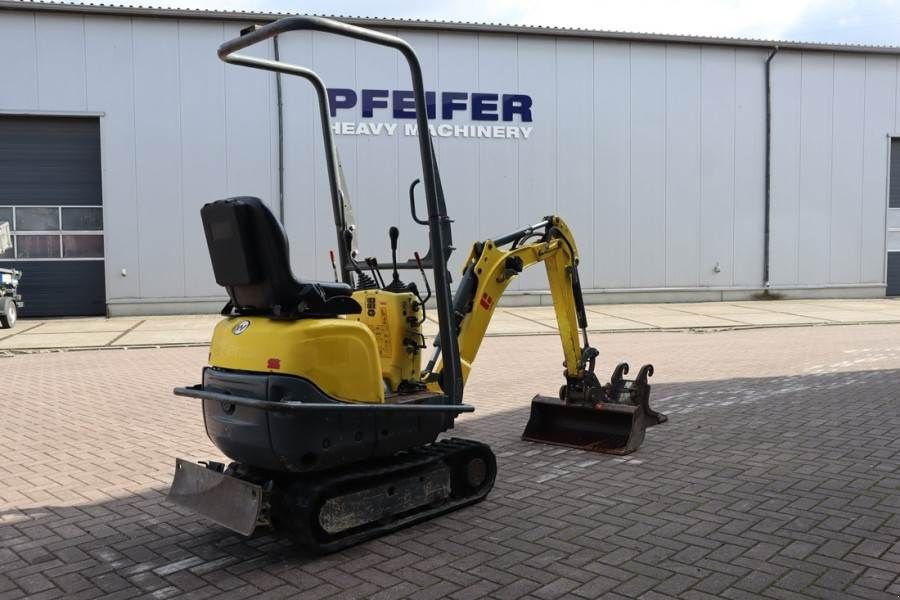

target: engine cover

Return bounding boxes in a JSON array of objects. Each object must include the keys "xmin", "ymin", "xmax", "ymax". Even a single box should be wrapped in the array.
[{"xmin": 208, "ymin": 315, "xmax": 384, "ymax": 403}]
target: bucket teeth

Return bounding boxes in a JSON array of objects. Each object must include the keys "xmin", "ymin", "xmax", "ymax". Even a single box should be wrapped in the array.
[{"xmin": 522, "ymin": 363, "xmax": 666, "ymax": 455}]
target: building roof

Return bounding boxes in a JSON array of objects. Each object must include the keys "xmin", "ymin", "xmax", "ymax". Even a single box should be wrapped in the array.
[{"xmin": 3, "ymin": 0, "xmax": 900, "ymax": 56}]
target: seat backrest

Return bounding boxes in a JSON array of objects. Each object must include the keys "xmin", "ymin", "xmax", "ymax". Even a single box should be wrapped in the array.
[{"xmin": 201, "ymin": 197, "xmax": 357, "ymax": 317}]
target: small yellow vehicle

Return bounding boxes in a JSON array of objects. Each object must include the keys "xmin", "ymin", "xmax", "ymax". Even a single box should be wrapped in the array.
[{"xmin": 169, "ymin": 16, "xmax": 666, "ymax": 554}]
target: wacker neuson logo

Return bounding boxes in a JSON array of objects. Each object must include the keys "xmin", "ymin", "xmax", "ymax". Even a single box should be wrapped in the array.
[{"xmin": 327, "ymin": 88, "xmax": 534, "ymax": 139}]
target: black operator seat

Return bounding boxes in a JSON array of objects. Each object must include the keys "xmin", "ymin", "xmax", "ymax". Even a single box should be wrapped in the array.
[{"xmin": 201, "ymin": 197, "xmax": 361, "ymax": 318}]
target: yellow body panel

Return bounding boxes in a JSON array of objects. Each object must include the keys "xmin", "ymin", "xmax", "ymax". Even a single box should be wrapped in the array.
[
  {"xmin": 348, "ymin": 289, "xmax": 423, "ymax": 392},
  {"xmin": 209, "ymin": 316, "xmax": 385, "ymax": 403},
  {"xmin": 208, "ymin": 216, "xmax": 583, "ymax": 402}
]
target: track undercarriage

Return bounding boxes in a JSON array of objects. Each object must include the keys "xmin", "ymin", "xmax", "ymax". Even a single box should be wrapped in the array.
[{"xmin": 170, "ymin": 439, "xmax": 496, "ymax": 554}]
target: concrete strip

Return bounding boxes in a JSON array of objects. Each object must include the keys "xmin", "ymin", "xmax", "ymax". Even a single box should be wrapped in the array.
[
  {"xmin": 663, "ymin": 302, "xmax": 769, "ymax": 316},
  {"xmin": 857, "ymin": 311, "xmax": 900, "ymax": 321},
  {"xmin": 485, "ymin": 312, "xmax": 554, "ymax": 335},
  {"xmin": 112, "ymin": 329, "xmax": 214, "ymax": 346},
  {"xmin": 588, "ymin": 305, "xmax": 687, "ymax": 317},
  {"xmin": 106, "ymin": 319, "xmax": 147, "ymax": 346},
  {"xmin": 0, "ymin": 321, "xmax": 45, "ymax": 341},
  {"xmin": 615, "ymin": 314, "xmax": 746, "ymax": 328},
  {"xmin": 758, "ymin": 308, "xmax": 878, "ymax": 323},
  {"xmin": 790, "ymin": 298, "xmax": 899, "ymax": 309},
  {"xmin": 31, "ymin": 318, "xmax": 142, "ymax": 333},
  {"xmin": 498, "ymin": 308, "xmax": 560, "ymax": 331},
  {"xmin": 509, "ymin": 307, "xmax": 655, "ymax": 331},
  {"xmin": 0, "ymin": 331, "xmax": 120, "ymax": 349},
  {"xmin": 132, "ymin": 316, "xmax": 222, "ymax": 331},
  {"xmin": 585, "ymin": 317, "xmax": 655, "ymax": 331},
  {"xmin": 584, "ymin": 307, "xmax": 663, "ymax": 328},
  {"xmin": 506, "ymin": 306, "xmax": 649, "ymax": 330},
  {"xmin": 717, "ymin": 311, "xmax": 829, "ymax": 325}
]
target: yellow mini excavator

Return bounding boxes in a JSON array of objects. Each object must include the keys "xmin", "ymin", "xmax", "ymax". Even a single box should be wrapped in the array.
[{"xmin": 168, "ymin": 16, "xmax": 666, "ymax": 554}]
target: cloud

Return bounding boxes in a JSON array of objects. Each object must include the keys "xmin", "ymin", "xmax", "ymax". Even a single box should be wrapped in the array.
[{"xmin": 779, "ymin": 0, "xmax": 900, "ymax": 45}]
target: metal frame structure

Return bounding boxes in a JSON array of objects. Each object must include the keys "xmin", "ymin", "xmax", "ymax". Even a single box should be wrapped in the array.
[{"xmin": 216, "ymin": 16, "xmax": 465, "ymax": 405}]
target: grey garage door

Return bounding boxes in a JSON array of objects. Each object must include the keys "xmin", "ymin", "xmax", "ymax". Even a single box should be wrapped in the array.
[
  {"xmin": 0, "ymin": 116, "xmax": 105, "ymax": 317},
  {"xmin": 889, "ymin": 253, "xmax": 900, "ymax": 297}
]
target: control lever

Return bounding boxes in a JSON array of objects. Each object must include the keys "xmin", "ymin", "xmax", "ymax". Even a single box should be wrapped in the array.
[
  {"xmin": 328, "ymin": 250, "xmax": 339, "ymax": 283},
  {"xmin": 385, "ymin": 226, "xmax": 405, "ymax": 292},
  {"xmin": 407, "ymin": 251, "xmax": 431, "ymax": 327},
  {"xmin": 365, "ymin": 257, "xmax": 386, "ymax": 288},
  {"xmin": 344, "ymin": 230, "xmax": 377, "ymax": 289},
  {"xmin": 414, "ymin": 251, "xmax": 431, "ymax": 306}
]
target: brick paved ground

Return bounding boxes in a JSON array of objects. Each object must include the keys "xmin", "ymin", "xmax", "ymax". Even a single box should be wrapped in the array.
[{"xmin": 1, "ymin": 324, "xmax": 899, "ymax": 599}]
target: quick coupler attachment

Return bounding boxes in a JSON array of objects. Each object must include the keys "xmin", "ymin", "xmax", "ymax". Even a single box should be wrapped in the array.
[{"xmin": 522, "ymin": 363, "xmax": 667, "ymax": 455}]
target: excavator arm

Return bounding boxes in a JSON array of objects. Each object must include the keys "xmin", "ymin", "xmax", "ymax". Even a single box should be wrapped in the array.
[
  {"xmin": 426, "ymin": 216, "xmax": 667, "ymax": 455},
  {"xmin": 427, "ymin": 216, "xmax": 591, "ymax": 385}
]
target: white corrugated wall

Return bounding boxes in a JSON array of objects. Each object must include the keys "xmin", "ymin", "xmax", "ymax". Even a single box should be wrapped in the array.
[{"xmin": 0, "ymin": 10, "xmax": 898, "ymax": 312}]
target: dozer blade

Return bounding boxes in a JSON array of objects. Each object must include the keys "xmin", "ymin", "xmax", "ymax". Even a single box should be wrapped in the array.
[
  {"xmin": 167, "ymin": 458, "xmax": 263, "ymax": 536},
  {"xmin": 522, "ymin": 363, "xmax": 666, "ymax": 455}
]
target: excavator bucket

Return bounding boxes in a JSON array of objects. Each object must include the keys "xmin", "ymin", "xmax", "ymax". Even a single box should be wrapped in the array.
[{"xmin": 522, "ymin": 364, "xmax": 667, "ymax": 455}]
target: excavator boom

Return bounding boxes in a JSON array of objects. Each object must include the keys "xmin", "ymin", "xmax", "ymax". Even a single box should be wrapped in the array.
[{"xmin": 428, "ymin": 216, "xmax": 667, "ymax": 455}]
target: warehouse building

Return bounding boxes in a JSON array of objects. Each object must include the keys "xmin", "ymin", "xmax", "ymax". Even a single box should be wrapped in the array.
[{"xmin": 1, "ymin": 1, "xmax": 899, "ymax": 317}]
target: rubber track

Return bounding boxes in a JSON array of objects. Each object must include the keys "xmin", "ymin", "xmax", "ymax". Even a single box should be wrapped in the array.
[{"xmin": 274, "ymin": 437, "xmax": 496, "ymax": 554}]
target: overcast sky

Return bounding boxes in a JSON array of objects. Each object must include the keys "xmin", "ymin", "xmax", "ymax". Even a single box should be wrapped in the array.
[{"xmin": 58, "ymin": 0, "xmax": 900, "ymax": 46}]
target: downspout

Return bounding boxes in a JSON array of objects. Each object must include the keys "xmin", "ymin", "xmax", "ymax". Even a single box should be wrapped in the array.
[
  {"xmin": 273, "ymin": 34, "xmax": 286, "ymax": 223},
  {"xmin": 763, "ymin": 45, "xmax": 779, "ymax": 289}
]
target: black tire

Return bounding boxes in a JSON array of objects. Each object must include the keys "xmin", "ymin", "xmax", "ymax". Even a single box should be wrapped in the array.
[{"xmin": 0, "ymin": 297, "xmax": 15, "ymax": 329}]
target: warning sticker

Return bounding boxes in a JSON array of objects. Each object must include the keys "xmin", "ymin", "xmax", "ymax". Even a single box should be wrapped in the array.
[{"xmin": 373, "ymin": 301, "xmax": 392, "ymax": 359}]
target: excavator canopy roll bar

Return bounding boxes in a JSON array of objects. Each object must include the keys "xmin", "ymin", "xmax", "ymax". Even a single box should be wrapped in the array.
[{"xmin": 217, "ymin": 16, "xmax": 464, "ymax": 404}]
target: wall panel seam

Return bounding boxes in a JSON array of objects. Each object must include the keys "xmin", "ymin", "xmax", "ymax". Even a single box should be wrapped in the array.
[
  {"xmin": 626, "ymin": 41, "xmax": 631, "ymax": 288},
  {"xmin": 663, "ymin": 44, "xmax": 669, "ymax": 286},
  {"xmin": 698, "ymin": 46, "xmax": 704, "ymax": 286},
  {"xmin": 730, "ymin": 48, "xmax": 736, "ymax": 287},
  {"xmin": 796, "ymin": 53, "xmax": 804, "ymax": 284},
  {"xmin": 177, "ymin": 19, "xmax": 187, "ymax": 298},
  {"xmin": 33, "ymin": 13, "xmax": 40, "ymax": 107},
  {"xmin": 858, "ymin": 58, "xmax": 869, "ymax": 282},
  {"xmin": 591, "ymin": 39, "xmax": 598, "ymax": 287},
  {"xmin": 827, "ymin": 54, "xmax": 835, "ymax": 284},
  {"xmin": 81, "ymin": 16, "xmax": 88, "ymax": 108},
  {"xmin": 129, "ymin": 17, "xmax": 142, "ymax": 298}
]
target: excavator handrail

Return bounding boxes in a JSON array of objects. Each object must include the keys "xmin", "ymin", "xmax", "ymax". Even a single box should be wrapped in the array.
[
  {"xmin": 218, "ymin": 16, "xmax": 465, "ymax": 405},
  {"xmin": 174, "ymin": 386, "xmax": 475, "ymax": 414}
]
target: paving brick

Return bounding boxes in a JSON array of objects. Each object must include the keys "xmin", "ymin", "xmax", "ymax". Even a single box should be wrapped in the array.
[
  {"xmin": 571, "ymin": 575, "xmax": 618, "ymax": 598},
  {"xmin": 654, "ymin": 573, "xmax": 698, "ymax": 596},
  {"xmin": 817, "ymin": 539, "xmax": 854, "ymax": 559},
  {"xmin": 779, "ymin": 541, "xmax": 818, "ymax": 560},
  {"xmin": 533, "ymin": 577, "xmax": 579, "ymax": 599},
  {"xmin": 692, "ymin": 571, "xmax": 738, "ymax": 595}
]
